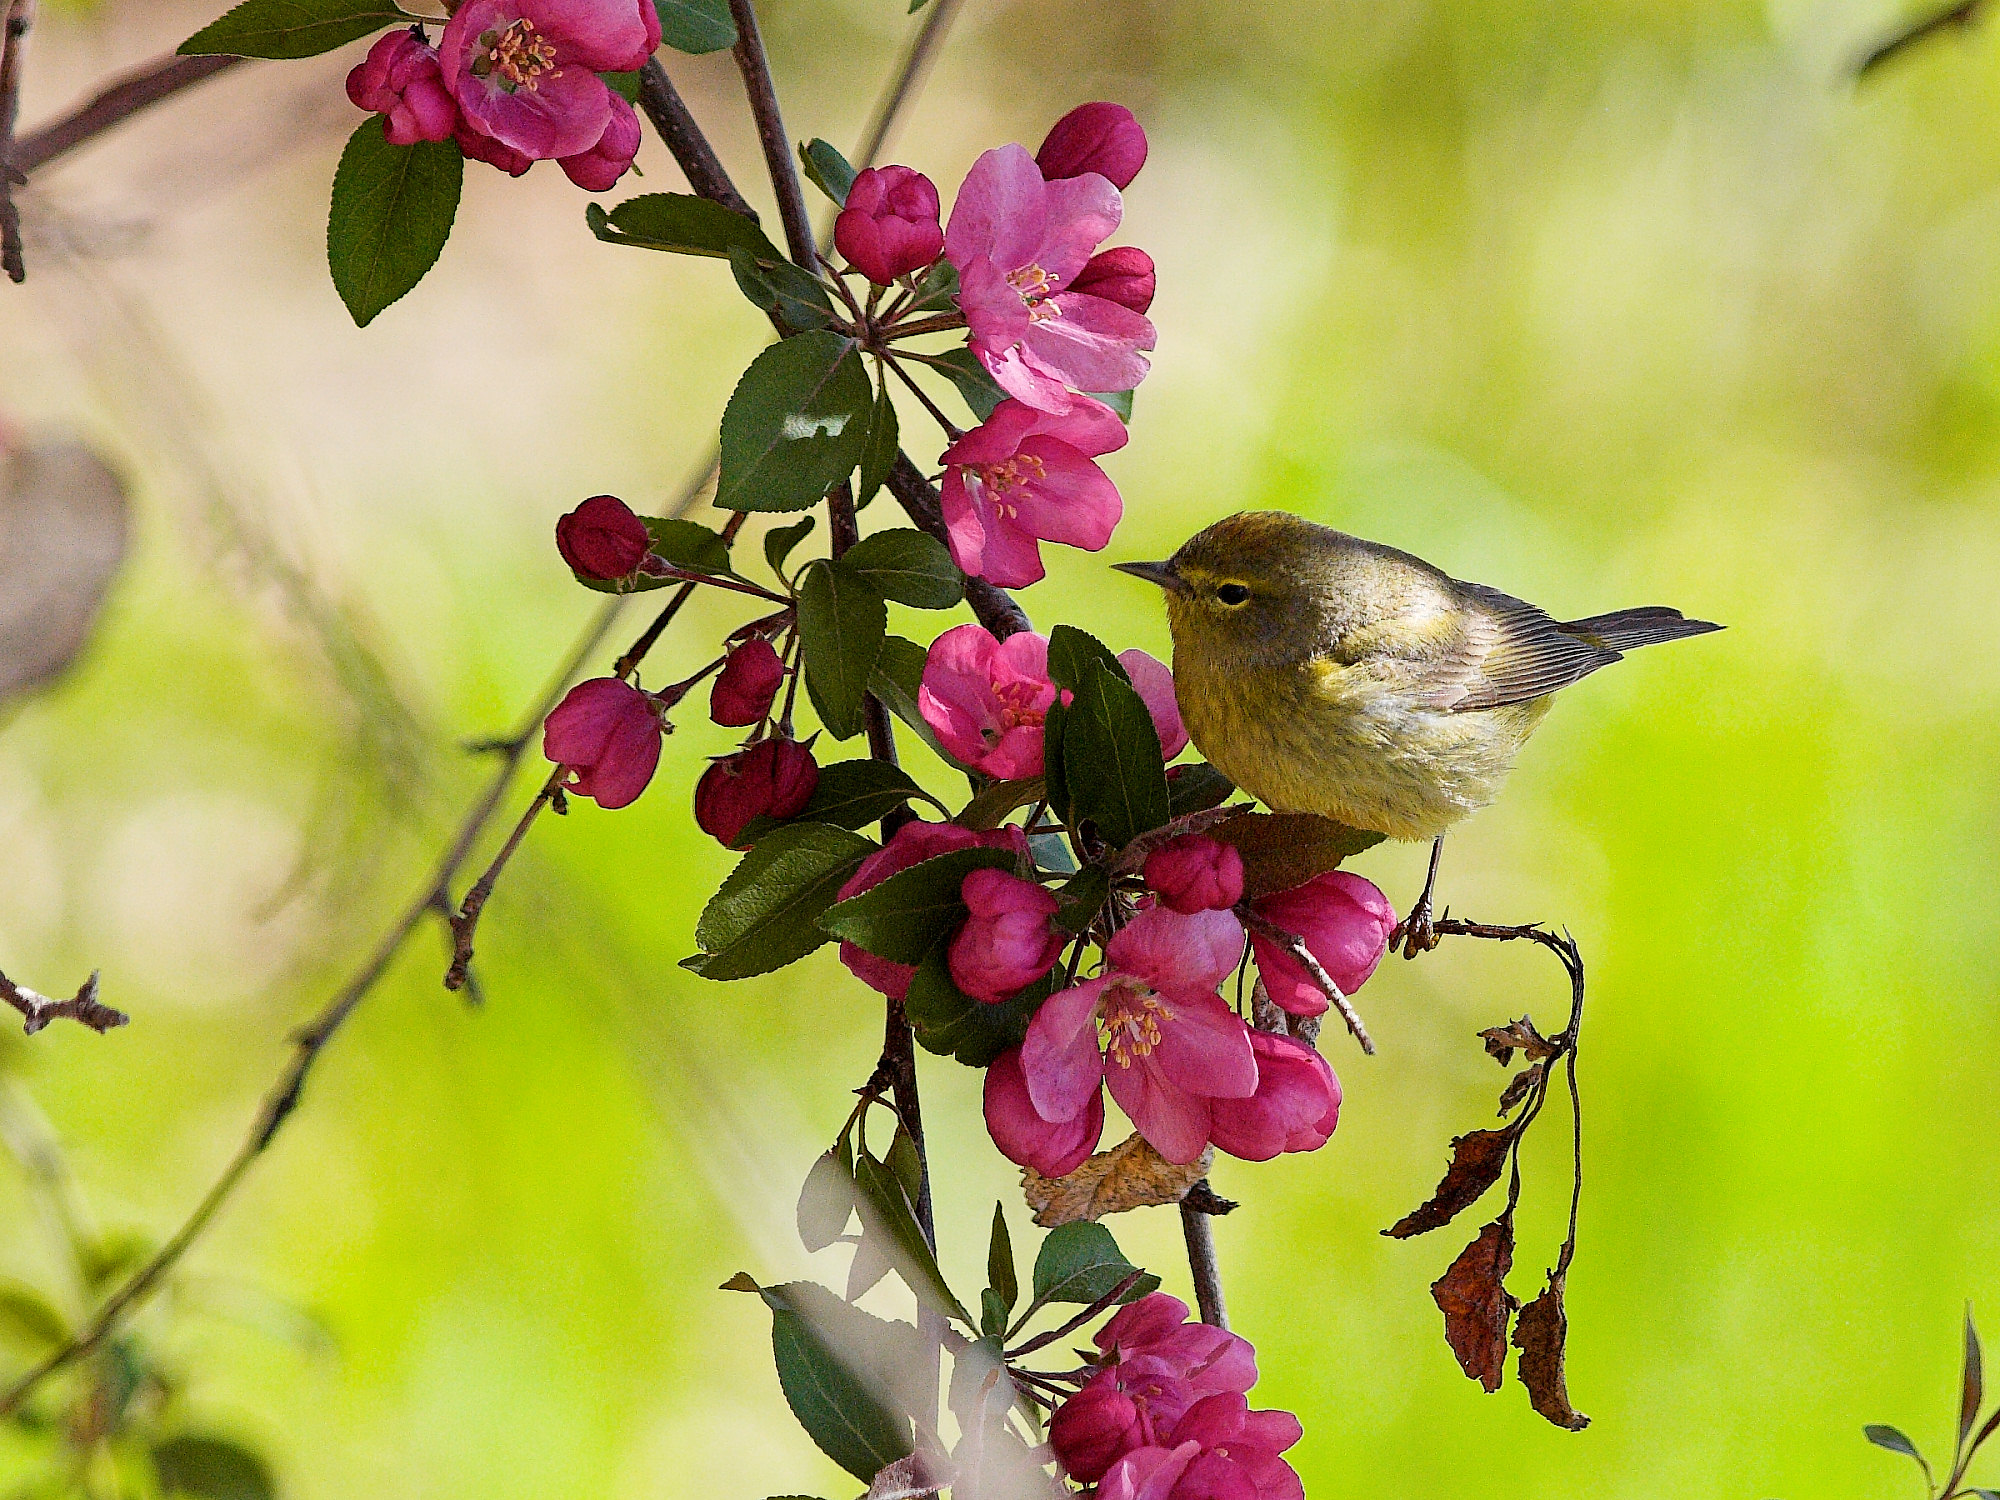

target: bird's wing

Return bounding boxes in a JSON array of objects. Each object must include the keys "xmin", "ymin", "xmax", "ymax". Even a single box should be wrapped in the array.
[{"xmin": 1440, "ymin": 583, "xmax": 1622, "ymax": 712}]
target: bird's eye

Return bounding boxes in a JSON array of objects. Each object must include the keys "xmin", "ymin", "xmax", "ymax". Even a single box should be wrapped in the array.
[{"xmin": 1215, "ymin": 583, "xmax": 1252, "ymax": 606}]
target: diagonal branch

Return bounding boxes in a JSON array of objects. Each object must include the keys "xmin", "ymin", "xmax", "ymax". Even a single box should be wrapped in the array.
[
  {"xmin": 724, "ymin": 0, "xmax": 815, "ymax": 268},
  {"xmin": 1, "ymin": 0, "xmax": 33, "ymax": 283},
  {"xmin": 12, "ymin": 52, "xmax": 241, "ymax": 179},
  {"xmin": 634, "ymin": 60, "xmax": 757, "ymax": 220},
  {"xmin": 1239, "ymin": 906, "xmax": 1376, "ymax": 1055},
  {"xmin": 0, "ymin": 969, "xmax": 126, "ymax": 1036}
]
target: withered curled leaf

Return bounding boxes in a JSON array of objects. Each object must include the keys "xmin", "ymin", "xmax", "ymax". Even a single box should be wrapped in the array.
[
  {"xmin": 1478, "ymin": 1015, "xmax": 1558, "ymax": 1067},
  {"xmin": 1497, "ymin": 1063, "xmax": 1545, "ymax": 1116},
  {"xmin": 1513, "ymin": 1269, "xmax": 1590, "ymax": 1430},
  {"xmin": 1386, "ymin": 1128, "xmax": 1514, "ymax": 1239},
  {"xmin": 1021, "ymin": 1134, "xmax": 1210, "ymax": 1227},
  {"xmin": 1430, "ymin": 1218, "xmax": 1518, "ymax": 1392}
]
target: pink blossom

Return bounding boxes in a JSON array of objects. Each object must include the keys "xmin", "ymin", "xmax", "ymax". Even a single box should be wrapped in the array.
[
  {"xmin": 835, "ymin": 166, "xmax": 944, "ymax": 285},
  {"xmin": 1094, "ymin": 1292, "xmax": 1257, "ymax": 1398},
  {"xmin": 441, "ymin": 0, "xmax": 657, "ymax": 164},
  {"xmin": 542, "ymin": 677, "xmax": 663, "ymax": 809},
  {"xmin": 1207, "ymin": 1031, "xmax": 1340, "ymax": 1162},
  {"xmin": 1249, "ymin": 870, "xmax": 1396, "ymax": 1017},
  {"xmin": 346, "ymin": 29, "xmax": 459, "ymax": 147},
  {"xmin": 710, "ymin": 639, "xmax": 785, "ymax": 727},
  {"xmin": 984, "ymin": 1044, "xmax": 1102, "ymax": 1177},
  {"xmin": 938, "ymin": 398, "xmax": 1127, "ymax": 588},
  {"xmin": 1143, "ymin": 836, "xmax": 1244, "ymax": 915},
  {"xmin": 693, "ymin": 737, "xmax": 818, "ymax": 847},
  {"xmin": 948, "ymin": 868, "xmax": 1064, "ymax": 1003},
  {"xmin": 1097, "ymin": 1443, "xmax": 1204, "ymax": 1500},
  {"xmin": 1166, "ymin": 1394, "xmax": 1305, "ymax": 1500},
  {"xmin": 1071, "ymin": 246, "xmax": 1156, "ymax": 315},
  {"xmin": 917, "ymin": 624, "xmax": 1061, "ymax": 780},
  {"xmin": 559, "ymin": 89, "xmax": 640, "ymax": 191},
  {"xmin": 837, "ymin": 820, "xmax": 1028, "ymax": 1000},
  {"xmin": 556, "ymin": 493, "xmax": 651, "ymax": 579},
  {"xmin": 1020, "ymin": 906, "xmax": 1254, "ymax": 1165},
  {"xmin": 1037, "ymin": 102, "xmax": 1149, "ymax": 190},
  {"xmin": 1118, "ymin": 648, "xmax": 1187, "ymax": 759},
  {"xmin": 945, "ymin": 144, "xmax": 1155, "ymax": 412},
  {"xmin": 455, "ymin": 118, "xmax": 533, "ymax": 176}
]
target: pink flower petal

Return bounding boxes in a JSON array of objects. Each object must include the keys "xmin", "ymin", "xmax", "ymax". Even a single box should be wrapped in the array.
[
  {"xmin": 945, "ymin": 145, "xmax": 1051, "ymax": 276},
  {"xmin": 1106, "ymin": 1054, "xmax": 1213, "ymax": 1164},
  {"xmin": 1118, "ymin": 649, "xmax": 1188, "ymax": 759},
  {"xmin": 1022, "ymin": 976, "xmax": 1111, "ymax": 1124},
  {"xmin": 1107, "ymin": 906, "xmax": 1244, "ymax": 999},
  {"xmin": 985, "ymin": 1046, "xmax": 1103, "ymax": 1176},
  {"xmin": 1150, "ymin": 994, "xmax": 1258, "ymax": 1101}
]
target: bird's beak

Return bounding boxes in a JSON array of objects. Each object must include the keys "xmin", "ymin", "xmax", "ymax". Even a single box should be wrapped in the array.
[{"xmin": 1112, "ymin": 560, "xmax": 1188, "ymax": 595}]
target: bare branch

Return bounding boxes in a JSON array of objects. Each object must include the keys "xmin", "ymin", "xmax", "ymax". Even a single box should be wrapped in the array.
[
  {"xmin": 633, "ymin": 60, "xmax": 758, "ymax": 220},
  {"xmin": 1, "ymin": 0, "xmax": 33, "ymax": 283},
  {"xmin": 1238, "ymin": 906, "xmax": 1376, "ymax": 1055},
  {"xmin": 13, "ymin": 52, "xmax": 241, "ymax": 179},
  {"xmin": 1180, "ymin": 1192, "xmax": 1229, "ymax": 1329},
  {"xmin": 724, "ymin": 0, "xmax": 815, "ymax": 268},
  {"xmin": 0, "ymin": 969, "xmax": 126, "ymax": 1036}
]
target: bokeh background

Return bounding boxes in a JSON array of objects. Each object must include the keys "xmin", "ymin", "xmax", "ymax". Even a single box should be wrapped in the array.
[{"xmin": 3, "ymin": 0, "xmax": 1999, "ymax": 1494}]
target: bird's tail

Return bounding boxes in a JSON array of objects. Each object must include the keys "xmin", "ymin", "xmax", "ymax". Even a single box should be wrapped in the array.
[{"xmin": 1559, "ymin": 607, "xmax": 1723, "ymax": 652}]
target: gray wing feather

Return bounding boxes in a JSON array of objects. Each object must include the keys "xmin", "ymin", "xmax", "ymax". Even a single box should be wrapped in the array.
[{"xmin": 1447, "ymin": 583, "xmax": 1621, "ymax": 713}]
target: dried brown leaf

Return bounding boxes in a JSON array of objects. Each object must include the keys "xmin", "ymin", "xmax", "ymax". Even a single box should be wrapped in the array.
[
  {"xmin": 1431, "ymin": 1218, "xmax": 1518, "ymax": 1392},
  {"xmin": 1207, "ymin": 812, "xmax": 1385, "ymax": 899},
  {"xmin": 1021, "ymin": 1134, "xmax": 1210, "ymax": 1227},
  {"xmin": 1478, "ymin": 1015, "xmax": 1557, "ymax": 1067},
  {"xmin": 0, "ymin": 439, "xmax": 128, "ymax": 704},
  {"xmin": 1513, "ymin": 1269, "xmax": 1590, "ymax": 1430},
  {"xmin": 1385, "ymin": 1128, "xmax": 1514, "ymax": 1239},
  {"xmin": 1497, "ymin": 1063, "xmax": 1545, "ymax": 1116}
]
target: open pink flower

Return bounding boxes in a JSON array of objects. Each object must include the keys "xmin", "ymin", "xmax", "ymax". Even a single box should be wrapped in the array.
[
  {"xmin": 1143, "ymin": 835, "xmax": 1243, "ymax": 915},
  {"xmin": 1249, "ymin": 870, "xmax": 1395, "ymax": 1017},
  {"xmin": 559, "ymin": 88, "xmax": 640, "ymax": 191},
  {"xmin": 949, "ymin": 868, "xmax": 1064, "ymax": 1002},
  {"xmin": 939, "ymin": 398, "xmax": 1127, "ymax": 588},
  {"xmin": 1020, "ymin": 906, "xmax": 1255, "ymax": 1165},
  {"xmin": 441, "ymin": 0, "xmax": 658, "ymax": 163},
  {"xmin": 917, "ymin": 625, "xmax": 1061, "ymax": 779},
  {"xmin": 836, "ymin": 165, "xmax": 944, "ymax": 285},
  {"xmin": 837, "ymin": 820, "xmax": 1028, "ymax": 1000},
  {"xmin": 710, "ymin": 638, "xmax": 785, "ymax": 727},
  {"xmin": 945, "ymin": 144, "xmax": 1155, "ymax": 412},
  {"xmin": 1165, "ymin": 1394, "xmax": 1305, "ymax": 1500},
  {"xmin": 542, "ymin": 677, "xmax": 663, "ymax": 809},
  {"xmin": 1037, "ymin": 102, "xmax": 1149, "ymax": 190},
  {"xmin": 1095, "ymin": 1292, "xmax": 1258, "ymax": 1395},
  {"xmin": 984, "ymin": 1044, "xmax": 1102, "ymax": 1177},
  {"xmin": 347, "ymin": 29, "xmax": 459, "ymax": 147},
  {"xmin": 1207, "ymin": 1030, "xmax": 1340, "ymax": 1162},
  {"xmin": 1118, "ymin": 649, "xmax": 1187, "ymax": 760}
]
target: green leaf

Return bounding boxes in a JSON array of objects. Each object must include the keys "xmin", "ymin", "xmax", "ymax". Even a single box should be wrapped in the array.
[
  {"xmin": 797, "ymin": 1150, "xmax": 856, "ymax": 1253},
  {"xmin": 1053, "ymin": 865, "xmax": 1110, "ymax": 934},
  {"xmin": 906, "ymin": 259, "xmax": 959, "ymax": 314},
  {"xmin": 728, "ymin": 245, "xmax": 837, "ymax": 331},
  {"xmin": 980, "ymin": 1287, "xmax": 1008, "ymax": 1340},
  {"xmin": 0, "ymin": 1283, "xmax": 68, "ymax": 1349},
  {"xmin": 717, "ymin": 333, "xmax": 874, "ymax": 513},
  {"xmin": 1031, "ymin": 1222, "xmax": 1159, "ymax": 1308},
  {"xmin": 987, "ymin": 1203, "xmax": 1018, "ymax": 1315},
  {"xmin": 1062, "ymin": 659, "xmax": 1169, "ymax": 849},
  {"xmin": 929, "ymin": 347, "xmax": 1006, "ymax": 422},
  {"xmin": 955, "ymin": 776, "xmax": 1044, "ymax": 831},
  {"xmin": 857, "ymin": 381, "xmax": 899, "ymax": 508},
  {"xmin": 910, "ymin": 0, "xmax": 934, "ymax": 13},
  {"xmin": 179, "ymin": 0, "xmax": 401, "ymax": 58},
  {"xmin": 1863, "ymin": 1425, "xmax": 1925, "ymax": 1463},
  {"xmin": 1085, "ymin": 389, "xmax": 1135, "ymax": 422},
  {"xmin": 1046, "ymin": 623, "xmax": 1129, "ymax": 693},
  {"xmin": 903, "ymin": 945, "xmax": 1050, "ymax": 1066},
  {"xmin": 601, "ymin": 69, "xmax": 643, "ymax": 103},
  {"xmin": 819, "ymin": 847, "xmax": 1016, "ymax": 964},
  {"xmin": 765, "ymin": 516, "xmax": 817, "ymax": 579},
  {"xmin": 646, "ymin": 517, "xmax": 733, "ymax": 575},
  {"xmin": 1167, "ymin": 762, "xmax": 1237, "ymax": 819},
  {"xmin": 842, "ymin": 529, "xmax": 963, "ymax": 609},
  {"xmin": 852, "ymin": 1153, "xmax": 972, "ymax": 1326},
  {"xmin": 801, "ymin": 759, "xmax": 936, "ymax": 830},
  {"xmin": 1966, "ymin": 1311, "xmax": 1985, "ymax": 1455},
  {"xmin": 152, "ymin": 1435, "xmax": 275, "ymax": 1500},
  {"xmin": 695, "ymin": 823, "xmax": 875, "ymax": 980},
  {"xmin": 798, "ymin": 558, "xmax": 887, "ymax": 740},
  {"xmin": 327, "ymin": 119, "xmax": 461, "ymax": 328},
  {"xmin": 585, "ymin": 193, "xmax": 783, "ymax": 261},
  {"xmin": 801, "ymin": 138, "xmax": 858, "ymax": 207},
  {"xmin": 1042, "ymin": 697, "xmax": 1069, "ymax": 822},
  {"xmin": 656, "ymin": 0, "xmax": 737, "ymax": 52},
  {"xmin": 757, "ymin": 1282, "xmax": 917, "ymax": 1482},
  {"xmin": 1029, "ymin": 828, "xmax": 1077, "ymax": 874},
  {"xmin": 870, "ymin": 635, "xmax": 965, "ymax": 768},
  {"xmin": 886, "ymin": 1127, "xmax": 925, "ymax": 1210}
]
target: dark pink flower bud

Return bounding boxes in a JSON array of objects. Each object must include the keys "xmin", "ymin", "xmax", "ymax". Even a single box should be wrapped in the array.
[
  {"xmin": 559, "ymin": 90, "xmax": 641, "ymax": 192},
  {"xmin": 710, "ymin": 638, "xmax": 785, "ymax": 727},
  {"xmin": 835, "ymin": 165, "xmax": 945, "ymax": 285},
  {"xmin": 982, "ymin": 1045, "xmax": 1103, "ymax": 1178},
  {"xmin": 1070, "ymin": 246, "xmax": 1156, "ymax": 315},
  {"xmin": 346, "ymin": 28, "xmax": 459, "ymax": 147},
  {"xmin": 1249, "ymin": 871, "xmax": 1396, "ymax": 1018},
  {"xmin": 1142, "ymin": 835, "xmax": 1244, "ymax": 914},
  {"xmin": 455, "ymin": 119, "xmax": 534, "ymax": 177},
  {"xmin": 1050, "ymin": 1373, "xmax": 1153, "ymax": 1483},
  {"xmin": 1036, "ymin": 102, "xmax": 1148, "ymax": 190},
  {"xmin": 1207, "ymin": 1031, "xmax": 1340, "ymax": 1162},
  {"xmin": 948, "ymin": 869, "xmax": 1064, "ymax": 1003},
  {"xmin": 838, "ymin": 820, "xmax": 1029, "ymax": 999},
  {"xmin": 556, "ymin": 494, "xmax": 652, "ymax": 580},
  {"xmin": 693, "ymin": 737, "xmax": 818, "ymax": 847},
  {"xmin": 542, "ymin": 677, "xmax": 664, "ymax": 809}
]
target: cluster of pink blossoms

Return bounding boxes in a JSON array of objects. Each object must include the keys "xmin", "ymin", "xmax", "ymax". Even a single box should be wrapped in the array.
[
  {"xmin": 1048, "ymin": 1293, "xmax": 1304, "ymax": 1500},
  {"xmin": 346, "ymin": 0, "xmax": 658, "ymax": 190}
]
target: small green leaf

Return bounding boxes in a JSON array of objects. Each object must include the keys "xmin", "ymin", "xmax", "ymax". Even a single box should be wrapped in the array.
[
  {"xmin": 1053, "ymin": 865, "xmax": 1110, "ymax": 934},
  {"xmin": 980, "ymin": 1287, "xmax": 1008, "ymax": 1340},
  {"xmin": 857, "ymin": 382, "xmax": 899, "ymax": 508},
  {"xmin": 869, "ymin": 635, "xmax": 965, "ymax": 768},
  {"xmin": 728, "ymin": 245, "xmax": 836, "ymax": 331},
  {"xmin": 758, "ymin": 1282, "xmax": 917, "ymax": 1481},
  {"xmin": 656, "ymin": 0, "xmax": 737, "ymax": 52},
  {"xmin": 842, "ymin": 529, "xmax": 963, "ymax": 609},
  {"xmin": 718, "ymin": 333, "xmax": 874, "ymax": 513},
  {"xmin": 327, "ymin": 119, "xmax": 462, "ymax": 328},
  {"xmin": 1084, "ymin": 389, "xmax": 1135, "ymax": 422},
  {"xmin": 1062, "ymin": 659, "xmax": 1169, "ymax": 849},
  {"xmin": 600, "ymin": 69, "xmax": 643, "ymax": 103},
  {"xmin": 955, "ymin": 776, "xmax": 1044, "ymax": 831},
  {"xmin": 852, "ymin": 1154, "xmax": 971, "ymax": 1326},
  {"xmin": 798, "ymin": 1150, "xmax": 856, "ymax": 1253},
  {"xmin": 801, "ymin": 759, "xmax": 936, "ymax": 830},
  {"xmin": 695, "ymin": 823, "xmax": 875, "ymax": 980},
  {"xmin": 152, "ymin": 1435, "xmax": 275, "ymax": 1500},
  {"xmin": 1046, "ymin": 624, "xmax": 1129, "ymax": 694},
  {"xmin": 179, "ymin": 0, "xmax": 401, "ymax": 58},
  {"xmin": 1863, "ymin": 1425, "xmax": 1925, "ymax": 1463},
  {"xmin": 910, "ymin": 0, "xmax": 934, "ymax": 13},
  {"xmin": 801, "ymin": 138, "xmax": 858, "ymax": 207},
  {"xmin": 903, "ymin": 945, "xmax": 1050, "ymax": 1066},
  {"xmin": 1029, "ymin": 828, "xmax": 1077, "ymax": 874},
  {"xmin": 1167, "ymin": 762, "xmax": 1236, "ymax": 819},
  {"xmin": 1042, "ymin": 697, "xmax": 1069, "ymax": 823},
  {"xmin": 886, "ymin": 1127, "xmax": 925, "ymax": 1210},
  {"xmin": 586, "ymin": 193, "xmax": 783, "ymax": 261},
  {"xmin": 0, "ymin": 1283, "xmax": 68, "ymax": 1349},
  {"xmin": 987, "ymin": 1203, "xmax": 1018, "ymax": 1315},
  {"xmin": 819, "ymin": 847, "xmax": 1016, "ymax": 964},
  {"xmin": 1031, "ymin": 1222, "xmax": 1159, "ymax": 1308},
  {"xmin": 905, "ymin": 259, "xmax": 959, "ymax": 314},
  {"xmin": 929, "ymin": 348, "xmax": 1006, "ymax": 422},
  {"xmin": 648, "ymin": 517, "xmax": 732, "ymax": 574},
  {"xmin": 798, "ymin": 558, "xmax": 888, "ymax": 740},
  {"xmin": 765, "ymin": 516, "xmax": 817, "ymax": 578}
]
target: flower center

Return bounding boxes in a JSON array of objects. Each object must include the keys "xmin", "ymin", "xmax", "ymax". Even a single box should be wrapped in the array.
[
  {"xmin": 981, "ymin": 680, "xmax": 1047, "ymax": 745},
  {"xmin": 1005, "ymin": 263, "xmax": 1064, "ymax": 323},
  {"xmin": 472, "ymin": 19, "xmax": 560, "ymax": 92},
  {"xmin": 973, "ymin": 452, "xmax": 1047, "ymax": 519},
  {"xmin": 1100, "ymin": 980, "xmax": 1173, "ymax": 1068}
]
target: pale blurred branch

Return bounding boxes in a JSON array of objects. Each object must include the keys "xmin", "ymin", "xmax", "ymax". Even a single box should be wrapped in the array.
[
  {"xmin": 12, "ymin": 52, "xmax": 243, "ymax": 180},
  {"xmin": 0, "ymin": 968, "xmax": 125, "ymax": 1036},
  {"xmin": 1855, "ymin": 0, "xmax": 1987, "ymax": 77}
]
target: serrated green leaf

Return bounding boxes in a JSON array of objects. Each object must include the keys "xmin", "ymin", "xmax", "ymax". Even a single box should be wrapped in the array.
[
  {"xmin": 327, "ymin": 119, "xmax": 461, "ymax": 328},
  {"xmin": 797, "ymin": 1150, "xmax": 856, "ymax": 1253},
  {"xmin": 1031, "ymin": 1221, "xmax": 1159, "ymax": 1308},
  {"xmin": 980, "ymin": 1287, "xmax": 1008, "ymax": 1339},
  {"xmin": 152, "ymin": 1435, "xmax": 275, "ymax": 1500},
  {"xmin": 800, "ymin": 759, "xmax": 937, "ymax": 829},
  {"xmin": 1046, "ymin": 624, "xmax": 1129, "ymax": 693},
  {"xmin": 718, "ymin": 333, "xmax": 874, "ymax": 513},
  {"xmin": 886, "ymin": 1127, "xmax": 924, "ymax": 1210},
  {"xmin": 869, "ymin": 634, "xmax": 965, "ymax": 767},
  {"xmin": 728, "ymin": 245, "xmax": 836, "ymax": 331},
  {"xmin": 819, "ymin": 847, "xmax": 1014, "ymax": 963},
  {"xmin": 695, "ymin": 823, "xmax": 874, "ymax": 980},
  {"xmin": 857, "ymin": 381, "xmax": 899, "ymax": 508},
  {"xmin": 903, "ymin": 945, "xmax": 1051, "ymax": 1066},
  {"xmin": 852, "ymin": 1153, "xmax": 971, "ymax": 1326},
  {"xmin": 929, "ymin": 347, "xmax": 1006, "ymax": 422},
  {"xmin": 842, "ymin": 529, "xmax": 963, "ymax": 609},
  {"xmin": 905, "ymin": 259, "xmax": 959, "ymax": 314},
  {"xmin": 645, "ymin": 517, "xmax": 732, "ymax": 574},
  {"xmin": 1062, "ymin": 659, "xmax": 1169, "ymax": 849},
  {"xmin": 988, "ymin": 1203, "xmax": 1018, "ymax": 1315},
  {"xmin": 798, "ymin": 557, "xmax": 887, "ymax": 740},
  {"xmin": 586, "ymin": 192, "xmax": 783, "ymax": 261},
  {"xmin": 765, "ymin": 515, "xmax": 817, "ymax": 579},
  {"xmin": 656, "ymin": 0, "xmax": 737, "ymax": 52},
  {"xmin": 801, "ymin": 138, "xmax": 858, "ymax": 207},
  {"xmin": 759, "ymin": 1283, "xmax": 917, "ymax": 1481},
  {"xmin": 955, "ymin": 776, "xmax": 1044, "ymax": 832},
  {"xmin": 180, "ymin": 0, "xmax": 401, "ymax": 58}
]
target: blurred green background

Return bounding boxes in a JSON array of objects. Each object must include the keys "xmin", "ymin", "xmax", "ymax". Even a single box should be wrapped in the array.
[{"xmin": 3, "ymin": 0, "xmax": 1998, "ymax": 1493}]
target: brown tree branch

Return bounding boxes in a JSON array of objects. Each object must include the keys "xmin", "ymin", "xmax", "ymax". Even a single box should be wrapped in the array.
[
  {"xmin": 1, "ymin": 0, "xmax": 32, "ymax": 283},
  {"xmin": 724, "ymin": 0, "xmax": 815, "ymax": 269},
  {"xmin": 1180, "ymin": 1194, "xmax": 1229, "ymax": 1330},
  {"xmin": 0, "ymin": 969, "xmax": 126, "ymax": 1036},
  {"xmin": 13, "ymin": 52, "xmax": 241, "ymax": 179},
  {"xmin": 633, "ymin": 59, "xmax": 757, "ymax": 220}
]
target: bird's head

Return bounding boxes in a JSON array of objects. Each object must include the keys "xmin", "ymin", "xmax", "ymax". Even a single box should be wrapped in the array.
[{"xmin": 1114, "ymin": 511, "xmax": 1343, "ymax": 669}]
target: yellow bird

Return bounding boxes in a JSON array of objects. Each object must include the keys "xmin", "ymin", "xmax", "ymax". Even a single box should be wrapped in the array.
[{"xmin": 1114, "ymin": 511, "xmax": 1720, "ymax": 951}]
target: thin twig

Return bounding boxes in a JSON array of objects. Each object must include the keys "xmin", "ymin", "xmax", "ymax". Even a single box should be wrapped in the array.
[
  {"xmin": 13, "ymin": 53, "xmax": 240, "ymax": 179},
  {"xmin": 1180, "ymin": 1191, "xmax": 1229, "ymax": 1330},
  {"xmin": 1005, "ymin": 1268, "xmax": 1144, "ymax": 1358},
  {"xmin": 725, "ymin": 0, "xmax": 815, "ymax": 268},
  {"xmin": 1855, "ymin": 0, "xmax": 1986, "ymax": 77},
  {"xmin": 1238, "ymin": 907, "xmax": 1376, "ymax": 1055},
  {"xmin": 0, "ymin": 969, "xmax": 126, "ymax": 1036},
  {"xmin": 850, "ymin": 0, "xmax": 965, "ymax": 171},
  {"xmin": 633, "ymin": 59, "xmax": 758, "ymax": 220},
  {"xmin": 0, "ymin": 0, "xmax": 32, "ymax": 283}
]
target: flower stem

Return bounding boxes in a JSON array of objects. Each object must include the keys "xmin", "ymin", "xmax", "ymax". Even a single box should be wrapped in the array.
[{"xmin": 725, "ymin": 0, "xmax": 816, "ymax": 268}]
